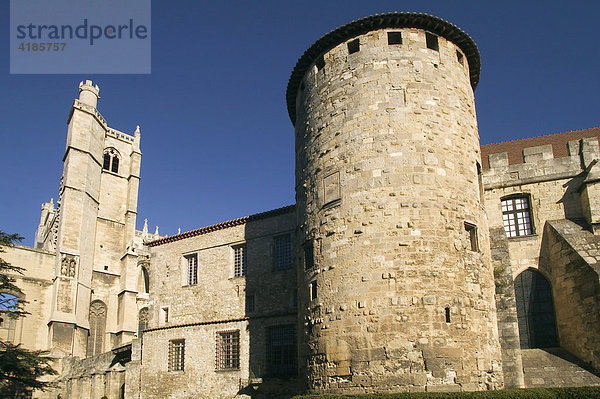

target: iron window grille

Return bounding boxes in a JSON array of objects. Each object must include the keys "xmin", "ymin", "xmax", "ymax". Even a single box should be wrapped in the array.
[
  {"xmin": 267, "ymin": 325, "xmax": 297, "ymax": 376},
  {"xmin": 169, "ymin": 339, "xmax": 185, "ymax": 372},
  {"xmin": 216, "ymin": 330, "xmax": 240, "ymax": 370},
  {"xmin": 502, "ymin": 196, "xmax": 534, "ymax": 237},
  {"xmin": 185, "ymin": 254, "xmax": 198, "ymax": 285},
  {"xmin": 233, "ymin": 245, "xmax": 247, "ymax": 277},
  {"xmin": 274, "ymin": 234, "xmax": 292, "ymax": 270}
]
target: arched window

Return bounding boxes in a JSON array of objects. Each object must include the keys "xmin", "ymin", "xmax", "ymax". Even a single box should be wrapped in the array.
[
  {"xmin": 514, "ymin": 269, "xmax": 558, "ymax": 348},
  {"xmin": 0, "ymin": 293, "xmax": 19, "ymax": 342},
  {"xmin": 138, "ymin": 265, "xmax": 149, "ymax": 294},
  {"xmin": 138, "ymin": 307, "xmax": 150, "ymax": 338},
  {"xmin": 102, "ymin": 148, "xmax": 120, "ymax": 174},
  {"xmin": 87, "ymin": 300, "xmax": 107, "ymax": 356}
]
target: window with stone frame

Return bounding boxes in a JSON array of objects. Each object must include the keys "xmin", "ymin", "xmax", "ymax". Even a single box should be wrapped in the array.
[
  {"xmin": 273, "ymin": 234, "xmax": 292, "ymax": 271},
  {"xmin": 185, "ymin": 253, "xmax": 198, "ymax": 285},
  {"xmin": 216, "ymin": 330, "xmax": 240, "ymax": 370},
  {"xmin": 464, "ymin": 222, "xmax": 478, "ymax": 252},
  {"xmin": 233, "ymin": 245, "xmax": 246, "ymax": 277},
  {"xmin": 502, "ymin": 195, "xmax": 534, "ymax": 237},
  {"xmin": 87, "ymin": 300, "xmax": 107, "ymax": 357},
  {"xmin": 102, "ymin": 148, "xmax": 120, "ymax": 174},
  {"xmin": 168, "ymin": 339, "xmax": 185, "ymax": 372},
  {"xmin": 267, "ymin": 325, "xmax": 297, "ymax": 376}
]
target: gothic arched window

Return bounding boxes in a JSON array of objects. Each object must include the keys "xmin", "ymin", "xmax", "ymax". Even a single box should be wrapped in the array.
[
  {"xmin": 102, "ymin": 148, "xmax": 120, "ymax": 174},
  {"xmin": 87, "ymin": 300, "xmax": 107, "ymax": 356},
  {"xmin": 514, "ymin": 269, "xmax": 558, "ymax": 348},
  {"xmin": 138, "ymin": 265, "xmax": 149, "ymax": 294}
]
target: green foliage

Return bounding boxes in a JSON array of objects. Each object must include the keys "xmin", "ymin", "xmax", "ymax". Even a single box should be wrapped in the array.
[
  {"xmin": 0, "ymin": 232, "xmax": 28, "ymax": 318},
  {"xmin": 0, "ymin": 231, "xmax": 57, "ymax": 397},
  {"xmin": 0, "ymin": 340, "xmax": 57, "ymax": 397},
  {"xmin": 292, "ymin": 387, "xmax": 600, "ymax": 399}
]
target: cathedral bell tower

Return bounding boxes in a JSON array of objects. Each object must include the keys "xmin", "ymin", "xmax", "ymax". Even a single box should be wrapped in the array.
[{"xmin": 48, "ymin": 81, "xmax": 142, "ymax": 357}]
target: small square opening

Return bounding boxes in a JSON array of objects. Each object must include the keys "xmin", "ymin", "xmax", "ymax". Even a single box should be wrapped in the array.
[
  {"xmin": 426, "ymin": 32, "xmax": 439, "ymax": 51},
  {"xmin": 465, "ymin": 222, "xmax": 478, "ymax": 252},
  {"xmin": 347, "ymin": 39, "xmax": 360, "ymax": 54},
  {"xmin": 387, "ymin": 31, "xmax": 402, "ymax": 45},
  {"xmin": 310, "ymin": 281, "xmax": 317, "ymax": 300},
  {"xmin": 315, "ymin": 55, "xmax": 325, "ymax": 71},
  {"xmin": 457, "ymin": 50, "xmax": 464, "ymax": 65}
]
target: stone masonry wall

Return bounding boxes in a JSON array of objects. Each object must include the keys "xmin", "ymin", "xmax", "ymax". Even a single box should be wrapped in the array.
[
  {"xmin": 294, "ymin": 28, "xmax": 502, "ymax": 393},
  {"xmin": 545, "ymin": 220, "xmax": 600, "ymax": 370},
  {"xmin": 483, "ymin": 135, "xmax": 600, "ymax": 384},
  {"xmin": 140, "ymin": 210, "xmax": 297, "ymax": 398}
]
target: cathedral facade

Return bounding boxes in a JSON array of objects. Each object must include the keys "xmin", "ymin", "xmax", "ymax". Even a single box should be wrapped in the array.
[{"xmin": 3, "ymin": 12, "xmax": 600, "ymax": 398}]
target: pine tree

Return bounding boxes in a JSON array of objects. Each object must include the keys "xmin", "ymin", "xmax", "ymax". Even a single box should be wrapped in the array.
[{"xmin": 0, "ymin": 231, "xmax": 57, "ymax": 397}]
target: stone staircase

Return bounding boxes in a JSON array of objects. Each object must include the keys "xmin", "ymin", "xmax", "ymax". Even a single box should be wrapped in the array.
[{"xmin": 522, "ymin": 348, "xmax": 600, "ymax": 388}]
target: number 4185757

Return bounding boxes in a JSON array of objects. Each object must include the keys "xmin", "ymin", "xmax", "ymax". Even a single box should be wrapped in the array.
[{"xmin": 18, "ymin": 43, "xmax": 66, "ymax": 51}]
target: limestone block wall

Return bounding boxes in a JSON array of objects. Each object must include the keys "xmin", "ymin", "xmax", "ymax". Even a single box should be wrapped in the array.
[
  {"xmin": 483, "ymin": 135, "xmax": 599, "ymax": 386},
  {"xmin": 545, "ymin": 220, "xmax": 600, "ymax": 370},
  {"xmin": 290, "ymin": 15, "xmax": 501, "ymax": 393},
  {"xmin": 1, "ymin": 245, "xmax": 55, "ymax": 350},
  {"xmin": 140, "ymin": 209, "xmax": 297, "ymax": 398}
]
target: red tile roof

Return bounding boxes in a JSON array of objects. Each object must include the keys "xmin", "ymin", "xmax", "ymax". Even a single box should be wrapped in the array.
[
  {"xmin": 146, "ymin": 205, "xmax": 295, "ymax": 247},
  {"xmin": 481, "ymin": 127, "xmax": 600, "ymax": 169}
]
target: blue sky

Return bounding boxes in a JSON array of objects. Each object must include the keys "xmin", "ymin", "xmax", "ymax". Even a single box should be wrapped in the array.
[{"xmin": 1, "ymin": 1, "xmax": 599, "ymax": 244}]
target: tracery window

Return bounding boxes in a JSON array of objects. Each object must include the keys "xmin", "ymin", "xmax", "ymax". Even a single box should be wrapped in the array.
[
  {"xmin": 103, "ymin": 148, "xmax": 120, "ymax": 174},
  {"xmin": 87, "ymin": 300, "xmax": 107, "ymax": 356},
  {"xmin": 502, "ymin": 196, "xmax": 534, "ymax": 237}
]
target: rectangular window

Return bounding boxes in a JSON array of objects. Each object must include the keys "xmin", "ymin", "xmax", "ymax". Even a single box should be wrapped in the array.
[
  {"xmin": 267, "ymin": 325, "xmax": 297, "ymax": 376},
  {"xmin": 161, "ymin": 306, "xmax": 169, "ymax": 324},
  {"xmin": 274, "ymin": 234, "xmax": 292, "ymax": 270},
  {"xmin": 233, "ymin": 245, "xmax": 247, "ymax": 277},
  {"xmin": 387, "ymin": 31, "xmax": 402, "ymax": 45},
  {"xmin": 185, "ymin": 254, "xmax": 198, "ymax": 285},
  {"xmin": 465, "ymin": 222, "xmax": 478, "ymax": 251},
  {"xmin": 245, "ymin": 294, "xmax": 255, "ymax": 313},
  {"xmin": 347, "ymin": 38, "xmax": 359, "ymax": 54},
  {"xmin": 169, "ymin": 339, "xmax": 185, "ymax": 372},
  {"xmin": 216, "ymin": 330, "xmax": 240, "ymax": 370},
  {"xmin": 304, "ymin": 241, "xmax": 314, "ymax": 270},
  {"xmin": 310, "ymin": 281, "xmax": 317, "ymax": 301},
  {"xmin": 502, "ymin": 196, "xmax": 534, "ymax": 237},
  {"xmin": 426, "ymin": 32, "xmax": 439, "ymax": 51}
]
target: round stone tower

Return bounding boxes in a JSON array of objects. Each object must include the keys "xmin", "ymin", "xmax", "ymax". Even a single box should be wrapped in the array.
[{"xmin": 287, "ymin": 13, "xmax": 502, "ymax": 393}]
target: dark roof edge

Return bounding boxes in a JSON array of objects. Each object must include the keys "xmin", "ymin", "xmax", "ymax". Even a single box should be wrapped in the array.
[
  {"xmin": 146, "ymin": 205, "xmax": 296, "ymax": 247},
  {"xmin": 286, "ymin": 12, "xmax": 481, "ymax": 125}
]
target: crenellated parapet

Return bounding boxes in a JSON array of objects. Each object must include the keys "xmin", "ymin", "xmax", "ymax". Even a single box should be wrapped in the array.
[{"xmin": 482, "ymin": 129, "xmax": 600, "ymax": 190}]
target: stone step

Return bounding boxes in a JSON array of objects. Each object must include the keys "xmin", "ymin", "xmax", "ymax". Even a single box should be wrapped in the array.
[{"xmin": 521, "ymin": 348, "xmax": 600, "ymax": 388}]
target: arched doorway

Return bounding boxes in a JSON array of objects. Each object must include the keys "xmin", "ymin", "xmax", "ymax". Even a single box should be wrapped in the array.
[{"xmin": 514, "ymin": 269, "xmax": 558, "ymax": 348}]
